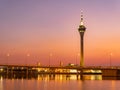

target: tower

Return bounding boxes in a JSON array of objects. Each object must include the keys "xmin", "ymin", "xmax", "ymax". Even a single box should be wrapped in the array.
[{"xmin": 78, "ymin": 12, "xmax": 86, "ymax": 67}]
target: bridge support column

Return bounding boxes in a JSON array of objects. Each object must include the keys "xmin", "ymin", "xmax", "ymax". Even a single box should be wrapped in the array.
[
  {"xmin": 76, "ymin": 70, "xmax": 79, "ymax": 80},
  {"xmin": 80, "ymin": 69, "xmax": 83, "ymax": 80},
  {"xmin": 11, "ymin": 68, "xmax": 13, "ymax": 76},
  {"xmin": 26, "ymin": 67, "xmax": 29, "ymax": 78},
  {"xmin": 6, "ymin": 67, "xmax": 9, "ymax": 75}
]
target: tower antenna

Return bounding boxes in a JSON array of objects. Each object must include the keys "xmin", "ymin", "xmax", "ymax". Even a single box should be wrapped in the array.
[{"xmin": 80, "ymin": 11, "xmax": 84, "ymax": 25}]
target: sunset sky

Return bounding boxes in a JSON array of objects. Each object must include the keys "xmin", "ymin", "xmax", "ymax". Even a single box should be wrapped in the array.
[{"xmin": 0, "ymin": 0, "xmax": 120, "ymax": 66}]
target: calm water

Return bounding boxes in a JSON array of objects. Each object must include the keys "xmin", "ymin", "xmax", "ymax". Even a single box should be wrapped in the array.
[{"xmin": 0, "ymin": 75, "xmax": 120, "ymax": 90}]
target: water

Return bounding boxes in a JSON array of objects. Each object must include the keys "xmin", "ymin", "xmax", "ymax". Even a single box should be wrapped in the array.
[{"xmin": 0, "ymin": 75, "xmax": 120, "ymax": 90}]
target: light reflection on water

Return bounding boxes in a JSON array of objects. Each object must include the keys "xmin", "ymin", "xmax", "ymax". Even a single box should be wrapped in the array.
[
  {"xmin": 0, "ymin": 76, "xmax": 3, "ymax": 90},
  {"xmin": 1, "ymin": 74, "xmax": 119, "ymax": 80},
  {"xmin": 36, "ymin": 74, "xmax": 102, "ymax": 81},
  {"xmin": 0, "ymin": 75, "xmax": 120, "ymax": 90}
]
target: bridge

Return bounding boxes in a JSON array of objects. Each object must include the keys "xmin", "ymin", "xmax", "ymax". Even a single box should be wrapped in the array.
[{"xmin": 0, "ymin": 64, "xmax": 120, "ymax": 77}]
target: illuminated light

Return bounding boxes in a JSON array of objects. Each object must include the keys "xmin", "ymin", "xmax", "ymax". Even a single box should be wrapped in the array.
[
  {"xmin": 44, "ymin": 69, "xmax": 47, "ymax": 72},
  {"xmin": 32, "ymin": 68, "xmax": 35, "ymax": 70},
  {"xmin": 83, "ymin": 70, "xmax": 102, "ymax": 73},
  {"xmin": 80, "ymin": 11, "xmax": 84, "ymax": 25},
  {"xmin": 7, "ymin": 53, "xmax": 10, "ymax": 57},
  {"xmin": 70, "ymin": 69, "xmax": 77, "ymax": 73},
  {"xmin": 21, "ymin": 67, "xmax": 24, "ymax": 70},
  {"xmin": 0, "ymin": 76, "xmax": 3, "ymax": 81},
  {"xmin": 84, "ymin": 75, "xmax": 102, "ymax": 80},
  {"xmin": 55, "ymin": 69, "xmax": 63, "ymax": 73},
  {"xmin": 0, "ymin": 68, "xmax": 3, "ymax": 72},
  {"xmin": 0, "ymin": 76, "xmax": 3, "ymax": 90},
  {"xmin": 70, "ymin": 75, "xmax": 77, "ymax": 80},
  {"xmin": 68, "ymin": 63, "xmax": 75, "ymax": 66},
  {"xmin": 37, "ymin": 75, "xmax": 41, "ymax": 80},
  {"xmin": 37, "ymin": 62, "xmax": 41, "ymax": 66},
  {"xmin": 21, "ymin": 78, "xmax": 24, "ymax": 83},
  {"xmin": 90, "ymin": 70, "xmax": 102, "ymax": 73},
  {"xmin": 80, "ymin": 30, "xmax": 85, "ymax": 32},
  {"xmin": 37, "ymin": 68, "xmax": 41, "ymax": 72},
  {"xmin": 59, "ymin": 75, "xmax": 63, "ymax": 80},
  {"xmin": 111, "ymin": 81, "xmax": 115, "ymax": 89},
  {"xmin": 27, "ymin": 53, "xmax": 30, "ymax": 57},
  {"xmin": 37, "ymin": 68, "xmax": 47, "ymax": 72},
  {"xmin": 80, "ymin": 22, "xmax": 84, "ymax": 26},
  {"xmin": 91, "ymin": 75, "xmax": 102, "ymax": 80},
  {"xmin": 12, "ymin": 67, "xmax": 14, "ymax": 69}
]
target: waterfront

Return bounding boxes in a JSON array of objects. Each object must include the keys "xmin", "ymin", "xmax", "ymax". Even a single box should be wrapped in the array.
[
  {"xmin": 0, "ymin": 75, "xmax": 120, "ymax": 90},
  {"xmin": 1, "ymin": 0, "xmax": 120, "ymax": 90}
]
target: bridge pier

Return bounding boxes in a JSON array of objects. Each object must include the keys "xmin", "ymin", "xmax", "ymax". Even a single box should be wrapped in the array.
[
  {"xmin": 80, "ymin": 69, "xmax": 83, "ymax": 80},
  {"xmin": 26, "ymin": 67, "xmax": 29, "ymax": 78},
  {"xmin": 77, "ymin": 68, "xmax": 83, "ymax": 80},
  {"xmin": 6, "ymin": 67, "xmax": 9, "ymax": 75},
  {"xmin": 11, "ymin": 67, "xmax": 13, "ymax": 76}
]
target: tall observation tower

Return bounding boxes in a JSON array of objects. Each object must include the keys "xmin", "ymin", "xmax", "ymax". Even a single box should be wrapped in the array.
[{"xmin": 78, "ymin": 12, "xmax": 86, "ymax": 67}]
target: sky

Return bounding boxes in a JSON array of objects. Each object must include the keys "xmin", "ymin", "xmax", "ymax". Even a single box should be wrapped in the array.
[{"xmin": 0, "ymin": 0, "xmax": 120, "ymax": 66}]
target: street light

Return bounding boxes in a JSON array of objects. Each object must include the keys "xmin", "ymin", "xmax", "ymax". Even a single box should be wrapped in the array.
[
  {"xmin": 6, "ymin": 53, "xmax": 10, "ymax": 65},
  {"xmin": 27, "ymin": 53, "xmax": 30, "ymax": 66},
  {"xmin": 76, "ymin": 53, "xmax": 80, "ymax": 65},
  {"xmin": 49, "ymin": 53, "xmax": 52, "ymax": 67},
  {"xmin": 110, "ymin": 53, "xmax": 112, "ymax": 67}
]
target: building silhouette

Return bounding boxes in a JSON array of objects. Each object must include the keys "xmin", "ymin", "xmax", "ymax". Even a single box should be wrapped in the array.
[{"xmin": 78, "ymin": 12, "xmax": 86, "ymax": 67}]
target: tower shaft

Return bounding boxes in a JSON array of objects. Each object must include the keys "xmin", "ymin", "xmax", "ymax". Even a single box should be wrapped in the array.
[{"xmin": 80, "ymin": 32, "xmax": 84, "ymax": 66}]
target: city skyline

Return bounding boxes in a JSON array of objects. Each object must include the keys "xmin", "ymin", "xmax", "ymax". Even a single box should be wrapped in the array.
[{"xmin": 0, "ymin": 0, "xmax": 120, "ymax": 66}]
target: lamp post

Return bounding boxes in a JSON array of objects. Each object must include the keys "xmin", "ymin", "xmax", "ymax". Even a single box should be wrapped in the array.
[
  {"xmin": 76, "ymin": 53, "xmax": 80, "ymax": 66},
  {"xmin": 6, "ymin": 53, "xmax": 10, "ymax": 75},
  {"xmin": 27, "ymin": 53, "xmax": 30, "ymax": 66},
  {"xmin": 110, "ymin": 53, "xmax": 112, "ymax": 67},
  {"xmin": 49, "ymin": 53, "xmax": 52, "ymax": 67},
  {"xmin": 7, "ymin": 53, "xmax": 10, "ymax": 65}
]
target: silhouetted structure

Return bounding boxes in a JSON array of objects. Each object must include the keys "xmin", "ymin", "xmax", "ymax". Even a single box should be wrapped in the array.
[{"xmin": 78, "ymin": 12, "xmax": 86, "ymax": 67}]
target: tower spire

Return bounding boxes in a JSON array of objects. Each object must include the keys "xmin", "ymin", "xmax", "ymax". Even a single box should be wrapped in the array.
[{"xmin": 80, "ymin": 11, "xmax": 84, "ymax": 25}]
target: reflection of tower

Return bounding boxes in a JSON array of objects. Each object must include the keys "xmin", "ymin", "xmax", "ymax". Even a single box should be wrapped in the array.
[{"xmin": 78, "ymin": 12, "xmax": 86, "ymax": 67}]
